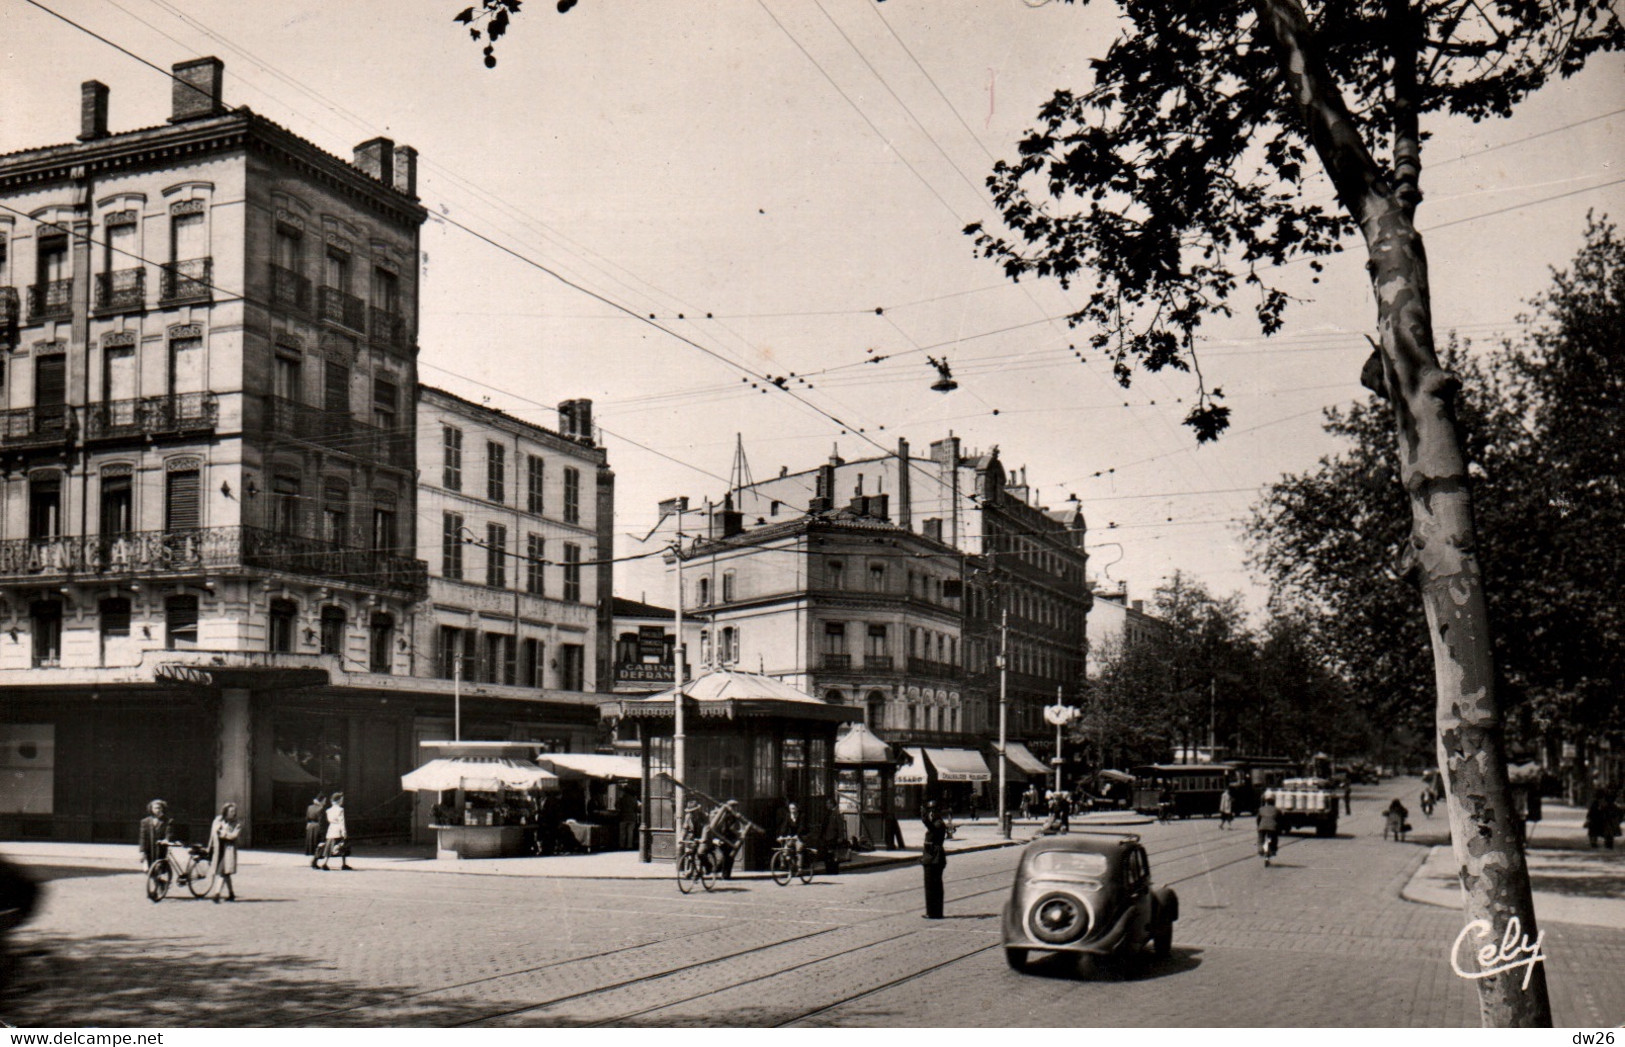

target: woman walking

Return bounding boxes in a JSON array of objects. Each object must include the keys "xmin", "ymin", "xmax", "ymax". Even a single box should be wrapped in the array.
[
  {"xmin": 320, "ymin": 792, "xmax": 352, "ymax": 871},
  {"xmin": 209, "ymin": 803, "xmax": 242, "ymax": 902},
  {"xmin": 304, "ymin": 794, "xmax": 327, "ymax": 863},
  {"xmin": 138, "ymin": 799, "xmax": 171, "ymax": 867},
  {"xmin": 1218, "ymin": 787, "xmax": 1234, "ymax": 830}
]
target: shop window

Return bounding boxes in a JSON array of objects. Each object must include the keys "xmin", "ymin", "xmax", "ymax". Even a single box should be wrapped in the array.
[
  {"xmin": 269, "ymin": 599, "xmax": 298, "ymax": 653},
  {"xmin": 271, "ymin": 717, "xmax": 345, "ymax": 821},
  {"xmin": 616, "ymin": 632, "xmax": 640, "ymax": 664},
  {"xmin": 164, "ymin": 595, "xmax": 199, "ymax": 650},
  {"xmin": 0, "ymin": 726, "xmax": 54, "ymax": 815}
]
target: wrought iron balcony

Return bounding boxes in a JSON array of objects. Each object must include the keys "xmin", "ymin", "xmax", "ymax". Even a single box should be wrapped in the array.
[
  {"xmin": 28, "ymin": 280, "xmax": 73, "ymax": 322},
  {"xmin": 94, "ymin": 268, "xmax": 146, "ymax": 313},
  {"xmin": 821, "ymin": 653, "xmax": 852, "ymax": 671},
  {"xmin": 864, "ymin": 654, "xmax": 896, "ymax": 671},
  {"xmin": 907, "ymin": 656, "xmax": 962, "ymax": 679},
  {"xmin": 159, "ymin": 258, "xmax": 212, "ymax": 304},
  {"xmin": 0, "ymin": 526, "xmax": 427, "ymax": 596},
  {"xmin": 0, "ymin": 406, "xmax": 71, "ymax": 448},
  {"xmin": 271, "ymin": 265, "xmax": 311, "ymax": 312},
  {"xmin": 0, "ymin": 287, "xmax": 19, "ymax": 328},
  {"xmin": 318, "ymin": 286, "xmax": 365, "ymax": 331},
  {"xmin": 265, "ymin": 396, "xmax": 411, "ymax": 469},
  {"xmin": 369, "ymin": 306, "xmax": 406, "ymax": 349},
  {"xmin": 83, "ymin": 393, "xmax": 218, "ymax": 442}
]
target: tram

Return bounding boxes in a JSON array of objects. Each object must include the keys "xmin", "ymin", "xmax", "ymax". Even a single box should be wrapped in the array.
[{"xmin": 1130, "ymin": 764, "xmax": 1229, "ymax": 818}]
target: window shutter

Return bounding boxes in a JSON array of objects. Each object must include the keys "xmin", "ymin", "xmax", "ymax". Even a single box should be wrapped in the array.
[{"xmin": 165, "ymin": 470, "xmax": 201, "ymax": 530}]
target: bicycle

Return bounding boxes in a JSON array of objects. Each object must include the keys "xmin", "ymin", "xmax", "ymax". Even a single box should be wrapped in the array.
[
  {"xmin": 675, "ymin": 838, "xmax": 720, "ymax": 894},
  {"xmin": 769, "ymin": 835, "xmax": 814, "ymax": 886},
  {"xmin": 1258, "ymin": 829, "xmax": 1279, "ymax": 867},
  {"xmin": 1420, "ymin": 790, "xmax": 1436, "ymax": 818},
  {"xmin": 145, "ymin": 839, "xmax": 214, "ymax": 902}
]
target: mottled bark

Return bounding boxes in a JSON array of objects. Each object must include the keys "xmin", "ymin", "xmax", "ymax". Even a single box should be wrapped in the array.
[{"xmin": 1253, "ymin": 0, "xmax": 1551, "ymax": 1027}]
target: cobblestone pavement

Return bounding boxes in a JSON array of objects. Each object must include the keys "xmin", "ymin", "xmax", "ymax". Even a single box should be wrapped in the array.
[{"xmin": 4, "ymin": 784, "xmax": 1621, "ymax": 1028}]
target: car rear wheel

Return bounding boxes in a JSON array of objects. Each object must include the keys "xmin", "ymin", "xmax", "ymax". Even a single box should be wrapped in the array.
[
  {"xmin": 1153, "ymin": 922, "xmax": 1173, "ymax": 958},
  {"xmin": 1005, "ymin": 947, "xmax": 1028, "ymax": 971},
  {"xmin": 1027, "ymin": 891, "xmax": 1090, "ymax": 945}
]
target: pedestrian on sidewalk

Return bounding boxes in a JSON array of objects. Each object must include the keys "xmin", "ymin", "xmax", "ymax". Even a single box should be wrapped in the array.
[
  {"xmin": 1343, "ymin": 781, "xmax": 1353, "ymax": 816},
  {"xmin": 920, "ymin": 801, "xmax": 948, "ymax": 919},
  {"xmin": 1383, "ymin": 797, "xmax": 1409, "ymax": 842},
  {"xmin": 138, "ymin": 800, "xmax": 171, "ymax": 866},
  {"xmin": 1586, "ymin": 791, "xmax": 1621, "ymax": 850},
  {"xmin": 321, "ymin": 792, "xmax": 353, "ymax": 870},
  {"xmin": 209, "ymin": 802, "xmax": 241, "ymax": 902},
  {"xmin": 304, "ymin": 794, "xmax": 327, "ymax": 860},
  {"xmin": 819, "ymin": 799, "xmax": 845, "ymax": 876},
  {"xmin": 1218, "ymin": 787, "xmax": 1234, "ymax": 830}
]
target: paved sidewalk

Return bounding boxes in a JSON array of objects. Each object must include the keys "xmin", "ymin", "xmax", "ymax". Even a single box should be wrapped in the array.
[
  {"xmin": 2, "ymin": 810, "xmax": 1151, "ymax": 883},
  {"xmin": 1400, "ymin": 800, "xmax": 1625, "ymax": 929}
]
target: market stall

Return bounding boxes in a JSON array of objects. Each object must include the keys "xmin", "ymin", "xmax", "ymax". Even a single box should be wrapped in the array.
[
  {"xmin": 534, "ymin": 752, "xmax": 643, "ymax": 852},
  {"xmin": 401, "ymin": 742, "xmax": 557, "ymax": 859}
]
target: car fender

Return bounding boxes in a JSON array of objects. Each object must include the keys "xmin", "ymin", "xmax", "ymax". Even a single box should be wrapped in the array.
[{"xmin": 1152, "ymin": 886, "xmax": 1179, "ymax": 925}]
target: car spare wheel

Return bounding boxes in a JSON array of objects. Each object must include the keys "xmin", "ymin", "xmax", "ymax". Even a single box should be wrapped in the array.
[{"xmin": 1028, "ymin": 891, "xmax": 1091, "ymax": 944}]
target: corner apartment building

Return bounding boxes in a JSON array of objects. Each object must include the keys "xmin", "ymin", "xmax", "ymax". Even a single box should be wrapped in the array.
[
  {"xmin": 670, "ymin": 436, "xmax": 1090, "ymax": 772},
  {"xmin": 413, "ymin": 386, "xmax": 613, "ymax": 716},
  {"xmin": 0, "ymin": 60, "xmax": 436, "ymax": 844}
]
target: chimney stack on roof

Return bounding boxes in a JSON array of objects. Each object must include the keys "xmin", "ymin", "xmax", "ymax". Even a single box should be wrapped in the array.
[
  {"xmin": 79, "ymin": 81, "xmax": 109, "ymax": 141},
  {"xmin": 393, "ymin": 145, "xmax": 418, "ymax": 196},
  {"xmin": 170, "ymin": 57, "xmax": 225, "ymax": 122},
  {"xmin": 353, "ymin": 137, "xmax": 395, "ymax": 186}
]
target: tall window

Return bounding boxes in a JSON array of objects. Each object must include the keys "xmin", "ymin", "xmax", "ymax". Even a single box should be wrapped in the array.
[
  {"xmin": 828, "ymin": 560, "xmax": 844, "ymax": 590},
  {"xmin": 29, "ymin": 475, "xmax": 62, "ymax": 539},
  {"xmin": 319, "ymin": 606, "xmax": 345, "ymax": 656},
  {"xmin": 324, "ymin": 360, "xmax": 349, "ymax": 415},
  {"xmin": 695, "ymin": 576, "xmax": 710, "ymax": 607},
  {"xmin": 269, "ymin": 599, "xmax": 298, "ymax": 653},
  {"xmin": 559, "ymin": 644, "xmax": 585, "ymax": 691},
  {"xmin": 866, "ymin": 691, "xmax": 887, "ymax": 730},
  {"xmin": 526, "ymin": 454, "xmax": 545, "ymax": 514},
  {"xmin": 487, "ymin": 442, "xmax": 506, "ymax": 503},
  {"xmin": 482, "ymin": 632, "xmax": 515, "ymax": 685},
  {"xmin": 438, "ymin": 625, "xmax": 472, "ymax": 679},
  {"xmin": 869, "ymin": 563, "xmax": 886, "ymax": 591},
  {"xmin": 171, "ymin": 209, "xmax": 205, "ymax": 264},
  {"xmin": 823, "ymin": 621, "xmax": 847, "ymax": 655},
  {"xmin": 36, "ymin": 233, "xmax": 69, "ymax": 285},
  {"xmin": 274, "ymin": 353, "xmax": 301, "ymax": 401},
  {"xmin": 322, "ymin": 481, "xmax": 349, "ymax": 545},
  {"xmin": 167, "ymin": 334, "xmax": 202, "ymax": 397},
  {"xmin": 31, "ymin": 601, "xmax": 63, "ymax": 667},
  {"xmin": 369, "ymin": 613, "xmax": 394, "ymax": 673},
  {"xmin": 562, "ymin": 543, "xmax": 581, "ymax": 602},
  {"xmin": 165, "ymin": 469, "xmax": 201, "ymax": 532},
  {"xmin": 271, "ymin": 476, "xmax": 299, "ymax": 535},
  {"xmin": 99, "ymin": 597, "xmax": 131, "ymax": 665},
  {"xmin": 442, "ymin": 426, "xmax": 463, "ymax": 490},
  {"xmin": 104, "ymin": 213, "xmax": 138, "ymax": 290},
  {"xmin": 526, "ymin": 533, "xmax": 544, "ymax": 594},
  {"xmin": 274, "ymin": 223, "xmax": 302, "ymax": 274},
  {"xmin": 719, "ymin": 626, "xmax": 739, "ymax": 666},
  {"xmin": 371, "ymin": 266, "xmax": 398, "ymax": 312},
  {"xmin": 442, "ymin": 512, "xmax": 464, "ymax": 580},
  {"xmin": 372, "ymin": 378, "xmax": 397, "ymax": 431},
  {"xmin": 866, "ymin": 624, "xmax": 888, "ymax": 660},
  {"xmin": 371, "ymin": 498, "xmax": 397, "ymax": 553},
  {"xmin": 562, "ymin": 467, "xmax": 580, "ymax": 524},
  {"xmin": 486, "ymin": 522, "xmax": 507, "ymax": 588},
  {"xmin": 34, "ymin": 353, "xmax": 66, "ymax": 431},
  {"xmin": 721, "ymin": 570, "xmax": 736, "ymax": 602},
  {"xmin": 521, "ymin": 638, "xmax": 544, "ymax": 688},
  {"xmin": 324, "ymin": 246, "xmax": 350, "ymax": 293},
  {"xmin": 164, "ymin": 595, "xmax": 199, "ymax": 650}
]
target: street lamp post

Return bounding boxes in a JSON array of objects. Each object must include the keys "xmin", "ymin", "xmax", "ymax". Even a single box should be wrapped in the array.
[{"xmin": 998, "ymin": 606, "xmax": 1009, "ymax": 839}]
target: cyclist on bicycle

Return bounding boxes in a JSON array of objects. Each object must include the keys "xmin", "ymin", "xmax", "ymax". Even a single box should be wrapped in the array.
[
  {"xmin": 679, "ymin": 799, "xmax": 706, "ymax": 850},
  {"xmin": 702, "ymin": 799, "xmax": 744, "ymax": 880},
  {"xmin": 775, "ymin": 801, "xmax": 808, "ymax": 858},
  {"xmin": 138, "ymin": 799, "xmax": 171, "ymax": 866}
]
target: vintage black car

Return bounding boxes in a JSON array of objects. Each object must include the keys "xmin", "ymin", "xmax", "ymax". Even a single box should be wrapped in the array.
[{"xmin": 1001, "ymin": 833, "xmax": 1177, "ymax": 971}]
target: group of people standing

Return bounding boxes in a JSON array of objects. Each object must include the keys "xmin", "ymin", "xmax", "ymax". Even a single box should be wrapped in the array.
[
  {"xmin": 304, "ymin": 793, "xmax": 352, "ymax": 871},
  {"xmin": 137, "ymin": 798, "xmax": 242, "ymax": 901}
]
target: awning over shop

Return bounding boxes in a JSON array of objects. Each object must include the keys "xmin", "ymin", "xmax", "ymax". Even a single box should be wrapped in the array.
[
  {"xmin": 925, "ymin": 748, "xmax": 992, "ymax": 783},
  {"xmin": 401, "ymin": 758, "xmax": 558, "ymax": 793},
  {"xmin": 895, "ymin": 748, "xmax": 929, "ymax": 786},
  {"xmin": 1001, "ymin": 742, "xmax": 1050, "ymax": 777},
  {"xmin": 536, "ymin": 753, "xmax": 642, "ymax": 780}
]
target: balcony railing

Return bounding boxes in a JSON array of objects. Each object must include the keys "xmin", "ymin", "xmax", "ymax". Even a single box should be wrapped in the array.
[
  {"xmin": 28, "ymin": 280, "xmax": 73, "ymax": 322},
  {"xmin": 864, "ymin": 654, "xmax": 896, "ymax": 671},
  {"xmin": 0, "ymin": 526, "xmax": 427, "ymax": 596},
  {"xmin": 265, "ymin": 395, "xmax": 411, "ymax": 468},
  {"xmin": 907, "ymin": 656, "xmax": 961, "ymax": 679},
  {"xmin": 159, "ymin": 258, "xmax": 212, "ymax": 304},
  {"xmin": 270, "ymin": 265, "xmax": 311, "ymax": 312},
  {"xmin": 0, "ymin": 406, "xmax": 70, "ymax": 448},
  {"xmin": 83, "ymin": 393, "xmax": 218, "ymax": 441},
  {"xmin": 318, "ymin": 286, "xmax": 365, "ymax": 331},
  {"xmin": 369, "ymin": 306, "xmax": 406, "ymax": 349},
  {"xmin": 820, "ymin": 653, "xmax": 852, "ymax": 671},
  {"xmin": 94, "ymin": 268, "xmax": 146, "ymax": 313},
  {"xmin": 0, "ymin": 287, "xmax": 19, "ymax": 328}
]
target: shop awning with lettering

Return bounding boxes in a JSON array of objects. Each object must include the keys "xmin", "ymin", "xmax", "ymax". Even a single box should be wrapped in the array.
[
  {"xmin": 536, "ymin": 753, "xmax": 642, "ymax": 780},
  {"xmin": 894, "ymin": 748, "xmax": 929, "ymax": 786},
  {"xmin": 1001, "ymin": 742, "xmax": 1050, "ymax": 778},
  {"xmin": 925, "ymin": 748, "xmax": 992, "ymax": 782}
]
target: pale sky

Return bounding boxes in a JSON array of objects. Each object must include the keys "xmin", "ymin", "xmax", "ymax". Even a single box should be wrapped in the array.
[{"xmin": 4, "ymin": 0, "xmax": 1621, "ymax": 615}]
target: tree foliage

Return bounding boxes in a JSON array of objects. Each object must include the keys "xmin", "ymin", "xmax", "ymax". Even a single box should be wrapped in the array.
[
  {"xmin": 962, "ymin": 0, "xmax": 1620, "ymax": 440},
  {"xmin": 1250, "ymin": 217, "xmax": 1625, "ymax": 744}
]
